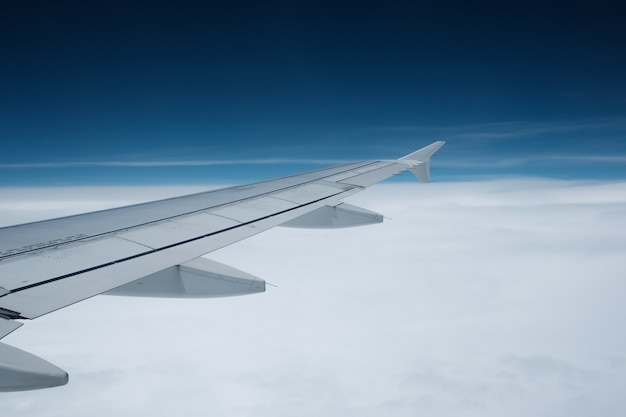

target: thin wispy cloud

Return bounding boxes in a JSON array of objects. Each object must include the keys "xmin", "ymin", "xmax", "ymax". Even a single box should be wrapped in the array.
[
  {"xmin": 439, "ymin": 154, "xmax": 626, "ymax": 169},
  {"xmin": 0, "ymin": 158, "xmax": 349, "ymax": 169},
  {"xmin": 3, "ymin": 151, "xmax": 626, "ymax": 172},
  {"xmin": 375, "ymin": 117, "xmax": 626, "ymax": 141}
]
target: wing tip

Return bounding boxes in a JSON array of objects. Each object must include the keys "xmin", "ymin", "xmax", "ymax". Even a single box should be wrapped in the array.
[
  {"xmin": 399, "ymin": 141, "xmax": 446, "ymax": 162},
  {"xmin": 399, "ymin": 141, "xmax": 446, "ymax": 183}
]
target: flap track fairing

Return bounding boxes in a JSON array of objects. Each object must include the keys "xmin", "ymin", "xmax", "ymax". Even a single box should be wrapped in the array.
[
  {"xmin": 105, "ymin": 258, "xmax": 265, "ymax": 298},
  {"xmin": 280, "ymin": 203, "xmax": 383, "ymax": 229}
]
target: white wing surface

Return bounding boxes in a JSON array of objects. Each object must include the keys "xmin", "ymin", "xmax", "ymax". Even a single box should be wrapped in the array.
[{"xmin": 0, "ymin": 141, "xmax": 444, "ymax": 391}]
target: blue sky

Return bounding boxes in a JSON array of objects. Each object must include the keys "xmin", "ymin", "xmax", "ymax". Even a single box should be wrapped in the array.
[{"xmin": 1, "ymin": 1, "xmax": 625, "ymax": 185}]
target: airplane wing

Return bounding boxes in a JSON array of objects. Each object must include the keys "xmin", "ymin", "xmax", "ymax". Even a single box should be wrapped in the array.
[{"xmin": 0, "ymin": 141, "xmax": 445, "ymax": 391}]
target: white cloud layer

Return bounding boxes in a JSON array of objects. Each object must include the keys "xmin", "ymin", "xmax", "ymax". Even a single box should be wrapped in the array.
[{"xmin": 1, "ymin": 179, "xmax": 626, "ymax": 416}]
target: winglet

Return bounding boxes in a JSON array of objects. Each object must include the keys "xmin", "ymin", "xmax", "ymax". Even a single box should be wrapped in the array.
[{"xmin": 399, "ymin": 141, "xmax": 445, "ymax": 183}]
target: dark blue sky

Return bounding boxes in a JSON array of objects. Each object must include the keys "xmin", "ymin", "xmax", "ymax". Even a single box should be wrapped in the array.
[{"xmin": 1, "ymin": 1, "xmax": 625, "ymax": 184}]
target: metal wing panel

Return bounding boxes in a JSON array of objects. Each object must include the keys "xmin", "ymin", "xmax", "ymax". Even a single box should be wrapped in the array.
[
  {"xmin": 0, "ymin": 237, "xmax": 148, "ymax": 291},
  {"xmin": 338, "ymin": 162, "xmax": 407, "ymax": 187},
  {"xmin": 209, "ymin": 196, "xmax": 298, "ymax": 223},
  {"xmin": 0, "ymin": 187, "xmax": 355, "ymax": 319},
  {"xmin": 0, "ymin": 161, "xmax": 373, "ymax": 260},
  {"xmin": 270, "ymin": 182, "xmax": 350, "ymax": 204},
  {"xmin": 0, "ymin": 175, "xmax": 358, "ymax": 313},
  {"xmin": 323, "ymin": 161, "xmax": 395, "ymax": 182},
  {"xmin": 116, "ymin": 213, "xmax": 240, "ymax": 249},
  {"xmin": 0, "ymin": 224, "xmax": 260, "ymax": 318}
]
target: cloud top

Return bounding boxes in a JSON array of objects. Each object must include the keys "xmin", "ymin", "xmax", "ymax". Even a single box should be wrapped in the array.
[{"xmin": 2, "ymin": 179, "xmax": 625, "ymax": 416}]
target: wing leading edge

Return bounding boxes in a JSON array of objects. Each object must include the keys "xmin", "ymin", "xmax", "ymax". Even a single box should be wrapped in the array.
[{"xmin": 0, "ymin": 141, "xmax": 445, "ymax": 391}]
